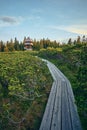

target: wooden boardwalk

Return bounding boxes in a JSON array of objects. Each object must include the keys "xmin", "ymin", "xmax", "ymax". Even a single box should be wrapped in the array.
[{"xmin": 39, "ymin": 60, "xmax": 82, "ymax": 130}]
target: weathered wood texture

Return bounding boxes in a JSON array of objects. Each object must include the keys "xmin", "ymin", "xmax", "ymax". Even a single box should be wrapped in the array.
[{"xmin": 39, "ymin": 60, "xmax": 82, "ymax": 130}]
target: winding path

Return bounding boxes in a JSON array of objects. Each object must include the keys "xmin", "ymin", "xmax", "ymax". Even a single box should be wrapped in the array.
[{"xmin": 39, "ymin": 60, "xmax": 82, "ymax": 130}]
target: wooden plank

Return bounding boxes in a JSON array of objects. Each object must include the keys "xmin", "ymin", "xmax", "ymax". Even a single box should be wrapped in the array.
[
  {"xmin": 39, "ymin": 59, "xmax": 82, "ymax": 130},
  {"xmin": 53, "ymin": 63, "xmax": 75, "ymax": 100},
  {"xmin": 47, "ymin": 63, "xmax": 57, "ymax": 80},
  {"xmin": 66, "ymin": 83, "xmax": 82, "ymax": 130},
  {"xmin": 48, "ymin": 62, "xmax": 63, "ymax": 80},
  {"xmin": 51, "ymin": 80, "xmax": 62, "ymax": 130},
  {"xmin": 61, "ymin": 81, "xmax": 72, "ymax": 130},
  {"xmin": 39, "ymin": 81, "xmax": 57, "ymax": 130},
  {"xmin": 66, "ymin": 80, "xmax": 75, "ymax": 101}
]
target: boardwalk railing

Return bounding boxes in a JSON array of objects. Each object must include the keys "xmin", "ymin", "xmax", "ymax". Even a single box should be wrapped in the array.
[{"xmin": 39, "ymin": 60, "xmax": 82, "ymax": 130}]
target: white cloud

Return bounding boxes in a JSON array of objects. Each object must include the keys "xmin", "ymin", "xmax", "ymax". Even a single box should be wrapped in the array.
[
  {"xmin": 0, "ymin": 15, "xmax": 41, "ymax": 28},
  {"xmin": 0, "ymin": 16, "xmax": 23, "ymax": 27},
  {"xmin": 48, "ymin": 24, "xmax": 87, "ymax": 35},
  {"xmin": 0, "ymin": 16, "xmax": 17, "ymax": 24},
  {"xmin": 65, "ymin": 25, "xmax": 87, "ymax": 35}
]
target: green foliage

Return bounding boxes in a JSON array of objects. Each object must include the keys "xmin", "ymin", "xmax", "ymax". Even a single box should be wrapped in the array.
[
  {"xmin": 0, "ymin": 52, "xmax": 52, "ymax": 130},
  {"xmin": 33, "ymin": 38, "xmax": 60, "ymax": 51},
  {"xmin": 37, "ymin": 44, "xmax": 87, "ymax": 130},
  {"xmin": 0, "ymin": 36, "xmax": 87, "ymax": 129},
  {"xmin": 0, "ymin": 38, "xmax": 60, "ymax": 52}
]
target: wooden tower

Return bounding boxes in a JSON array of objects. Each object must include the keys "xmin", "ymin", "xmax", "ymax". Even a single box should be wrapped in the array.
[{"xmin": 24, "ymin": 37, "xmax": 33, "ymax": 50}]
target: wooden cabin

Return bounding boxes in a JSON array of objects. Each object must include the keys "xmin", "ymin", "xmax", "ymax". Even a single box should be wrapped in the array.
[{"xmin": 24, "ymin": 37, "xmax": 33, "ymax": 50}]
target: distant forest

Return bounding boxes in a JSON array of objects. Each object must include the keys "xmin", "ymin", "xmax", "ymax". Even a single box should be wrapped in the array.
[{"xmin": 0, "ymin": 35, "xmax": 87, "ymax": 52}]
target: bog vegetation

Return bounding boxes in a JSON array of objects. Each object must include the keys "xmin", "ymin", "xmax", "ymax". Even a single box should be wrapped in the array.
[
  {"xmin": 0, "ymin": 35, "xmax": 87, "ymax": 130},
  {"xmin": 38, "ymin": 39, "xmax": 87, "ymax": 130},
  {"xmin": 0, "ymin": 52, "xmax": 53, "ymax": 130}
]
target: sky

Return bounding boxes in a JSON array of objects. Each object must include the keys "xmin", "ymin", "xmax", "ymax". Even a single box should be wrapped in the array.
[{"xmin": 0, "ymin": 0, "xmax": 87, "ymax": 42}]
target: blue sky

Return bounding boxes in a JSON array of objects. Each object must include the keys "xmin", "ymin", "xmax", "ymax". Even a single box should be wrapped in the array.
[{"xmin": 0, "ymin": 0, "xmax": 87, "ymax": 42}]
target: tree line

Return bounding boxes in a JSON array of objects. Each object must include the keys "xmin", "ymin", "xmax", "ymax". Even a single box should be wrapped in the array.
[
  {"xmin": 67, "ymin": 35, "xmax": 87, "ymax": 45},
  {"xmin": 0, "ymin": 37, "xmax": 24, "ymax": 52},
  {"xmin": 0, "ymin": 36, "xmax": 87, "ymax": 52},
  {"xmin": 0, "ymin": 37, "xmax": 60, "ymax": 52}
]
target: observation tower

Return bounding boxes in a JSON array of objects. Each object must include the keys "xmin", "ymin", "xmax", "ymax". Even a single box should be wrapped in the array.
[{"xmin": 24, "ymin": 37, "xmax": 33, "ymax": 50}]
